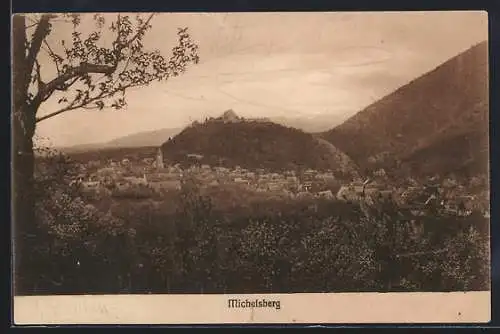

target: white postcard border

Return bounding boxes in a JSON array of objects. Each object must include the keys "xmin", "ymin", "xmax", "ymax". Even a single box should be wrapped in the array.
[{"xmin": 14, "ymin": 291, "xmax": 491, "ymax": 325}]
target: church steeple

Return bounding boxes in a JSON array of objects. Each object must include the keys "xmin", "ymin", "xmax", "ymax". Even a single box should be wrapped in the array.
[{"xmin": 156, "ymin": 147, "xmax": 164, "ymax": 170}]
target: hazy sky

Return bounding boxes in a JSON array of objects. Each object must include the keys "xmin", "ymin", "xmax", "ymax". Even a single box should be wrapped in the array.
[{"xmin": 32, "ymin": 11, "xmax": 488, "ymax": 147}]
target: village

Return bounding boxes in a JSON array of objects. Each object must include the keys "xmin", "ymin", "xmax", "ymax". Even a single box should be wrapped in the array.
[{"xmin": 69, "ymin": 147, "xmax": 490, "ymax": 219}]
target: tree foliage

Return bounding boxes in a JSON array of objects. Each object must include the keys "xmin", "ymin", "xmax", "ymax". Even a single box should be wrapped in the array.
[
  {"xmin": 22, "ymin": 13, "xmax": 199, "ymax": 122},
  {"xmin": 24, "ymin": 154, "xmax": 490, "ymax": 294}
]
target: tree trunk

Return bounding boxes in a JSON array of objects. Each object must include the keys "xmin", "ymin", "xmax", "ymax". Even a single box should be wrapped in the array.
[
  {"xmin": 12, "ymin": 15, "xmax": 37, "ymax": 295},
  {"xmin": 13, "ymin": 117, "xmax": 36, "ymax": 294}
]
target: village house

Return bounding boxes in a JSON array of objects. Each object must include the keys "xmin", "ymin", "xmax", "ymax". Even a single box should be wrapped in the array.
[
  {"xmin": 442, "ymin": 195, "xmax": 476, "ymax": 216},
  {"xmin": 234, "ymin": 177, "xmax": 250, "ymax": 186},
  {"xmin": 296, "ymin": 191, "xmax": 314, "ymax": 199},
  {"xmin": 316, "ymin": 190, "xmax": 335, "ymax": 199},
  {"xmin": 187, "ymin": 153, "xmax": 204, "ymax": 161},
  {"xmin": 317, "ymin": 174, "xmax": 336, "ymax": 183},
  {"xmin": 97, "ymin": 167, "xmax": 117, "ymax": 177},
  {"xmin": 303, "ymin": 169, "xmax": 316, "ymax": 180},
  {"xmin": 378, "ymin": 190, "xmax": 394, "ymax": 201},
  {"xmin": 245, "ymin": 172, "xmax": 256, "ymax": 179},
  {"xmin": 124, "ymin": 175, "xmax": 148, "ymax": 186},
  {"xmin": 214, "ymin": 166, "xmax": 229, "ymax": 173},
  {"xmin": 199, "ymin": 172, "xmax": 216, "ymax": 182},
  {"xmin": 145, "ymin": 173, "xmax": 168, "ymax": 182},
  {"xmin": 336, "ymin": 185, "xmax": 362, "ymax": 202},
  {"xmin": 363, "ymin": 185, "xmax": 380, "ymax": 197},
  {"xmin": 114, "ymin": 180, "xmax": 131, "ymax": 191},
  {"xmin": 188, "ymin": 165, "xmax": 202, "ymax": 173},
  {"xmin": 298, "ymin": 181, "xmax": 313, "ymax": 192},
  {"xmin": 229, "ymin": 171, "xmax": 241, "ymax": 179},
  {"xmin": 400, "ymin": 187, "xmax": 424, "ymax": 204},
  {"xmin": 266, "ymin": 182, "xmax": 282, "ymax": 191},
  {"xmin": 373, "ymin": 168, "xmax": 387, "ymax": 178},
  {"xmin": 270, "ymin": 173, "xmax": 282, "ymax": 180}
]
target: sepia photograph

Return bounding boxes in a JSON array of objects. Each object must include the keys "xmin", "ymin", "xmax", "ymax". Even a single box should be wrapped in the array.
[{"xmin": 12, "ymin": 11, "xmax": 490, "ymax": 324}]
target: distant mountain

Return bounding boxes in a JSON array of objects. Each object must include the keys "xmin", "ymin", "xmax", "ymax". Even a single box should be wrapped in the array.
[
  {"xmin": 321, "ymin": 41, "xmax": 489, "ymax": 179},
  {"xmin": 105, "ymin": 127, "xmax": 183, "ymax": 148},
  {"xmin": 211, "ymin": 111, "xmax": 348, "ymax": 132},
  {"xmin": 61, "ymin": 127, "xmax": 183, "ymax": 153},
  {"xmin": 60, "ymin": 112, "xmax": 346, "ymax": 153},
  {"xmin": 63, "ymin": 146, "xmax": 158, "ymax": 164},
  {"xmin": 161, "ymin": 110, "xmax": 358, "ymax": 174},
  {"xmin": 59, "ymin": 142, "xmax": 104, "ymax": 153},
  {"xmin": 270, "ymin": 114, "xmax": 347, "ymax": 133}
]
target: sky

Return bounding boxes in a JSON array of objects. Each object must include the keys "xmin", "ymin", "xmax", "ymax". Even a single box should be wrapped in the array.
[{"xmin": 31, "ymin": 11, "xmax": 488, "ymax": 147}]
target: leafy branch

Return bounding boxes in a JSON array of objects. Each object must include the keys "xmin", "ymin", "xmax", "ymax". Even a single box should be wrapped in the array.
[{"xmin": 22, "ymin": 13, "xmax": 199, "ymax": 123}]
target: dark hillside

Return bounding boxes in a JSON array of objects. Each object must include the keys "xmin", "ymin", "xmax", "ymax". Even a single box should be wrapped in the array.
[
  {"xmin": 161, "ymin": 115, "xmax": 358, "ymax": 173},
  {"xmin": 321, "ymin": 41, "xmax": 488, "ymax": 178}
]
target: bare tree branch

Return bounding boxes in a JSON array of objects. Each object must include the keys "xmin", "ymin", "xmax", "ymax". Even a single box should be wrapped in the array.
[
  {"xmin": 42, "ymin": 39, "xmax": 62, "ymax": 75},
  {"xmin": 36, "ymin": 81, "xmax": 135, "ymax": 123},
  {"xmin": 31, "ymin": 62, "xmax": 116, "ymax": 108},
  {"xmin": 26, "ymin": 22, "xmax": 41, "ymax": 29},
  {"xmin": 54, "ymin": 76, "xmax": 79, "ymax": 92},
  {"xmin": 31, "ymin": 14, "xmax": 155, "ymax": 110},
  {"xmin": 31, "ymin": 13, "xmax": 199, "ymax": 124},
  {"xmin": 35, "ymin": 102, "xmax": 91, "ymax": 123}
]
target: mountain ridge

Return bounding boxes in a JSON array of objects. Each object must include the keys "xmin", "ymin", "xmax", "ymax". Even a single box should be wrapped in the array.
[
  {"xmin": 320, "ymin": 40, "xmax": 489, "ymax": 178},
  {"xmin": 59, "ymin": 127, "xmax": 183, "ymax": 152},
  {"xmin": 59, "ymin": 113, "xmax": 347, "ymax": 153}
]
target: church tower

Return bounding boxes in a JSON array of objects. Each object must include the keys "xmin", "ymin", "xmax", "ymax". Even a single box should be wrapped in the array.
[{"xmin": 156, "ymin": 147, "xmax": 164, "ymax": 170}]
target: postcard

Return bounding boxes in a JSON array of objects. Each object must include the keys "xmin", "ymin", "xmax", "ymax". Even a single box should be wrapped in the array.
[{"xmin": 11, "ymin": 10, "xmax": 490, "ymax": 325}]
